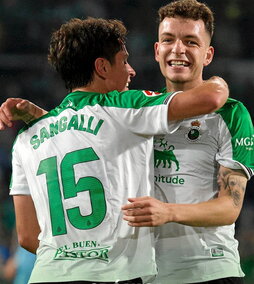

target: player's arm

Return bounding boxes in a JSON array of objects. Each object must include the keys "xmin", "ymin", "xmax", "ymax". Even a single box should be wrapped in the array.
[
  {"xmin": 13, "ymin": 195, "xmax": 40, "ymax": 253},
  {"xmin": 168, "ymin": 76, "xmax": 229, "ymax": 120},
  {"xmin": 122, "ymin": 165, "xmax": 247, "ymax": 227},
  {"xmin": 0, "ymin": 98, "xmax": 47, "ymax": 130}
]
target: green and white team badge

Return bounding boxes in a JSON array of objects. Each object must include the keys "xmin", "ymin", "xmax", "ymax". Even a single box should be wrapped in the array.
[{"xmin": 185, "ymin": 120, "xmax": 202, "ymax": 142}]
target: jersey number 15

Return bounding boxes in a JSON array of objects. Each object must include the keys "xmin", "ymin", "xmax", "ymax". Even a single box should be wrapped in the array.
[{"xmin": 37, "ymin": 148, "xmax": 107, "ymax": 236}]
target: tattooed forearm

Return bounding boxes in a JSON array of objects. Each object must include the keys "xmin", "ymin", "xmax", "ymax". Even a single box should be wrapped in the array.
[
  {"xmin": 227, "ymin": 175, "xmax": 244, "ymax": 207},
  {"xmin": 217, "ymin": 167, "xmax": 247, "ymax": 208}
]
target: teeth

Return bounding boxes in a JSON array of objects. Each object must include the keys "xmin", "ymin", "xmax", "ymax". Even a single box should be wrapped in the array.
[{"xmin": 170, "ymin": 60, "xmax": 189, "ymax": 66}]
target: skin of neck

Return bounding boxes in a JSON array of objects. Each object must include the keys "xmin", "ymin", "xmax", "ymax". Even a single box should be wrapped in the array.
[
  {"xmin": 166, "ymin": 77, "xmax": 204, "ymax": 92},
  {"xmin": 71, "ymin": 73, "xmax": 110, "ymax": 94}
]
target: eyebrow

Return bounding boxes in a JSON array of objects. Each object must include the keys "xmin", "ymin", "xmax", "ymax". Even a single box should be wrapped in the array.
[
  {"xmin": 160, "ymin": 32, "xmax": 174, "ymax": 37},
  {"xmin": 121, "ymin": 45, "xmax": 129, "ymax": 58},
  {"xmin": 160, "ymin": 32, "xmax": 200, "ymax": 41},
  {"xmin": 122, "ymin": 45, "xmax": 128, "ymax": 54}
]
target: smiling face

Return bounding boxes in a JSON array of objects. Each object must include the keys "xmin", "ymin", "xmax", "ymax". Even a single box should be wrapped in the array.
[{"xmin": 155, "ymin": 17, "xmax": 214, "ymax": 91}]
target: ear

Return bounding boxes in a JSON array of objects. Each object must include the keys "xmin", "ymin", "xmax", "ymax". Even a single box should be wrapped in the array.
[
  {"xmin": 204, "ymin": 46, "xmax": 214, "ymax": 67},
  {"xmin": 94, "ymin": 57, "xmax": 111, "ymax": 79},
  {"xmin": 154, "ymin": 42, "xmax": 160, "ymax": 62}
]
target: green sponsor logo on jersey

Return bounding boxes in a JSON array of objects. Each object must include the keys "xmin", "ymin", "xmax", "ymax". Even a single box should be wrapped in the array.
[
  {"xmin": 154, "ymin": 138, "xmax": 185, "ymax": 184},
  {"xmin": 154, "ymin": 174, "xmax": 185, "ymax": 184},
  {"xmin": 30, "ymin": 114, "xmax": 104, "ymax": 149},
  {"xmin": 235, "ymin": 134, "xmax": 254, "ymax": 150},
  {"xmin": 216, "ymin": 98, "xmax": 254, "ymax": 167},
  {"xmin": 154, "ymin": 138, "xmax": 180, "ymax": 171},
  {"xmin": 54, "ymin": 241, "xmax": 110, "ymax": 262},
  {"xmin": 154, "ymin": 147, "xmax": 180, "ymax": 171}
]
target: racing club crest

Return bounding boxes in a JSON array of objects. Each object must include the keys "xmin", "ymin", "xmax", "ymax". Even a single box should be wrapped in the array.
[{"xmin": 185, "ymin": 120, "xmax": 201, "ymax": 142}]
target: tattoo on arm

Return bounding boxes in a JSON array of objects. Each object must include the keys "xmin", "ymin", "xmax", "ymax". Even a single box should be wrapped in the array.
[{"xmin": 217, "ymin": 167, "xmax": 247, "ymax": 208}]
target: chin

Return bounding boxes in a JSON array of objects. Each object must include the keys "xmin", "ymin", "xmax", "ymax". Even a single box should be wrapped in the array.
[
  {"xmin": 169, "ymin": 71, "xmax": 193, "ymax": 81},
  {"xmin": 168, "ymin": 77, "xmax": 188, "ymax": 84}
]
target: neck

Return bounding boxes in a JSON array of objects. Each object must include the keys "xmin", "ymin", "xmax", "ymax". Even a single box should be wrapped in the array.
[
  {"xmin": 72, "ymin": 81, "xmax": 109, "ymax": 94},
  {"xmin": 166, "ymin": 78, "xmax": 204, "ymax": 92}
]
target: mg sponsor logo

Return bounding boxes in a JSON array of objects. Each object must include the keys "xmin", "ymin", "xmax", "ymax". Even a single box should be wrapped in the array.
[{"xmin": 235, "ymin": 135, "xmax": 254, "ymax": 147}]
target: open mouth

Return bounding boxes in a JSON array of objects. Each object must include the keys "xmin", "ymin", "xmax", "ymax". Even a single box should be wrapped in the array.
[{"xmin": 168, "ymin": 60, "xmax": 190, "ymax": 67}]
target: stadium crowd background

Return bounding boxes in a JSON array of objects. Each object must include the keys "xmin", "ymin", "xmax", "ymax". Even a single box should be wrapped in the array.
[{"xmin": 0, "ymin": 0, "xmax": 253, "ymax": 283}]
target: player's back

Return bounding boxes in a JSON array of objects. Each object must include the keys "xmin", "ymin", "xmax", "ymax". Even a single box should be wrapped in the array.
[{"xmin": 10, "ymin": 89, "xmax": 174, "ymax": 282}]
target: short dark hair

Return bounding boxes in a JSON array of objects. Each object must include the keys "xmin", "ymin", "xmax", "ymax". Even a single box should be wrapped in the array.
[
  {"xmin": 48, "ymin": 17, "xmax": 127, "ymax": 90},
  {"xmin": 158, "ymin": 0, "xmax": 214, "ymax": 39}
]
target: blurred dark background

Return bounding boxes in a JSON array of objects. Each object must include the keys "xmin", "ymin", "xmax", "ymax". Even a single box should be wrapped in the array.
[{"xmin": 0, "ymin": 0, "xmax": 253, "ymax": 283}]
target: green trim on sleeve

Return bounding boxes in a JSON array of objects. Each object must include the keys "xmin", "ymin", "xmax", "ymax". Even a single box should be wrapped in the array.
[
  {"xmin": 16, "ymin": 90, "xmax": 173, "ymax": 135},
  {"xmin": 216, "ymin": 98, "xmax": 254, "ymax": 170},
  {"xmin": 60, "ymin": 90, "xmax": 173, "ymax": 109}
]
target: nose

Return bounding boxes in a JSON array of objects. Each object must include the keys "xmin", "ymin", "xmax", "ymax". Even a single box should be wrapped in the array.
[
  {"xmin": 172, "ymin": 39, "xmax": 185, "ymax": 55},
  {"xmin": 127, "ymin": 64, "xmax": 136, "ymax": 78}
]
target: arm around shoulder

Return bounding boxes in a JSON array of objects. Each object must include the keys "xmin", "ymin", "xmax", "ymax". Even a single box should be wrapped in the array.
[
  {"xmin": 0, "ymin": 98, "xmax": 47, "ymax": 130},
  {"xmin": 168, "ymin": 76, "xmax": 229, "ymax": 120}
]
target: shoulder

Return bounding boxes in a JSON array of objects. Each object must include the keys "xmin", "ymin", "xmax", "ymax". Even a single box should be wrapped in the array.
[
  {"xmin": 216, "ymin": 98, "xmax": 249, "ymax": 114},
  {"xmin": 105, "ymin": 90, "xmax": 173, "ymax": 109},
  {"xmin": 216, "ymin": 98, "xmax": 252, "ymax": 124},
  {"xmin": 215, "ymin": 98, "xmax": 253, "ymax": 150},
  {"xmin": 16, "ymin": 111, "xmax": 53, "ymax": 137}
]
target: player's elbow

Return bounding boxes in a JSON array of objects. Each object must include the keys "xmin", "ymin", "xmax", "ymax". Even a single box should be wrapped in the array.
[
  {"xmin": 206, "ymin": 82, "xmax": 229, "ymax": 112},
  {"xmin": 207, "ymin": 93, "xmax": 227, "ymax": 112},
  {"xmin": 17, "ymin": 233, "xmax": 29, "ymax": 249},
  {"xmin": 17, "ymin": 233, "xmax": 37, "ymax": 254},
  {"xmin": 222, "ymin": 210, "xmax": 240, "ymax": 226},
  {"xmin": 223, "ymin": 217, "xmax": 236, "ymax": 226}
]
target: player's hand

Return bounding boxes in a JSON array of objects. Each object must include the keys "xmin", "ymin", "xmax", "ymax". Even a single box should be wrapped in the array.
[
  {"xmin": 122, "ymin": 196, "xmax": 171, "ymax": 227},
  {"xmin": 0, "ymin": 98, "xmax": 47, "ymax": 130}
]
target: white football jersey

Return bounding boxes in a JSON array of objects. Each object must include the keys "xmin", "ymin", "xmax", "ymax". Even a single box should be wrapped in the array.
[
  {"xmin": 10, "ymin": 89, "xmax": 179, "ymax": 283},
  {"xmin": 153, "ymin": 98, "xmax": 254, "ymax": 283}
]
